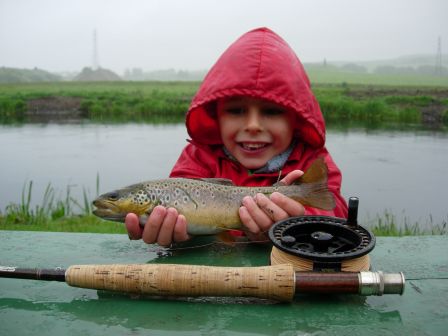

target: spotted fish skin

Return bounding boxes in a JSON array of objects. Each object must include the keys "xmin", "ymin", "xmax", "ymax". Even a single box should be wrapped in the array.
[{"xmin": 92, "ymin": 158, "xmax": 335, "ymax": 235}]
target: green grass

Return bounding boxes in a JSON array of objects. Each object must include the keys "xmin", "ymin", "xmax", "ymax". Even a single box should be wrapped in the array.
[
  {"xmin": 0, "ymin": 215, "xmax": 126, "ymax": 234},
  {"xmin": 314, "ymin": 84, "xmax": 447, "ymax": 129},
  {"xmin": 369, "ymin": 214, "xmax": 447, "ymax": 237},
  {"xmin": 307, "ymin": 66, "xmax": 448, "ymax": 86},
  {"xmin": 0, "ymin": 179, "xmax": 126, "ymax": 234},
  {"xmin": 0, "ymin": 81, "xmax": 199, "ymax": 123}
]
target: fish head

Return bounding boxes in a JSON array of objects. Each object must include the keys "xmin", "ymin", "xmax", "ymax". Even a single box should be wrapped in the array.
[{"xmin": 92, "ymin": 184, "xmax": 157, "ymax": 222}]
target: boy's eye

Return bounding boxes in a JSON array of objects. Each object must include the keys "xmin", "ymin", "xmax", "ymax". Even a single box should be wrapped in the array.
[
  {"xmin": 225, "ymin": 107, "xmax": 245, "ymax": 115},
  {"xmin": 263, "ymin": 108, "xmax": 284, "ymax": 116}
]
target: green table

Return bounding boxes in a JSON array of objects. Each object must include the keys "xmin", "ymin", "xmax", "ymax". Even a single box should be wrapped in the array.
[{"xmin": 0, "ymin": 231, "xmax": 447, "ymax": 335}]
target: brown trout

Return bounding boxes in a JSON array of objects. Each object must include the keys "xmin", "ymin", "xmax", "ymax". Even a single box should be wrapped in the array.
[{"xmin": 92, "ymin": 158, "xmax": 335, "ymax": 235}]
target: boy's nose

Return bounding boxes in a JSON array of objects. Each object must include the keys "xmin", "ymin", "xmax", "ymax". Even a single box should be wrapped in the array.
[{"xmin": 245, "ymin": 108, "xmax": 263, "ymax": 132}]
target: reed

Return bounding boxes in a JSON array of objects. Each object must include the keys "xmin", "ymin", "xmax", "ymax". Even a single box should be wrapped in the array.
[
  {"xmin": 2, "ymin": 180, "xmax": 88, "ymax": 225},
  {"xmin": 367, "ymin": 210, "xmax": 448, "ymax": 236},
  {"xmin": 0, "ymin": 178, "xmax": 125, "ymax": 233}
]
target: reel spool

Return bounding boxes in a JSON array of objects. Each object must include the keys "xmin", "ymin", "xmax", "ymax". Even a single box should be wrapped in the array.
[{"xmin": 268, "ymin": 197, "xmax": 375, "ymax": 272}]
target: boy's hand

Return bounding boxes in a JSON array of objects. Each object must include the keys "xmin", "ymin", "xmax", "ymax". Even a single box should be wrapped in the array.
[
  {"xmin": 125, "ymin": 206, "xmax": 190, "ymax": 247},
  {"xmin": 239, "ymin": 170, "xmax": 305, "ymax": 241}
]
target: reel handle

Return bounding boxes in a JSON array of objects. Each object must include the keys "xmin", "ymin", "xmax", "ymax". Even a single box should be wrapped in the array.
[{"xmin": 347, "ymin": 197, "xmax": 359, "ymax": 228}]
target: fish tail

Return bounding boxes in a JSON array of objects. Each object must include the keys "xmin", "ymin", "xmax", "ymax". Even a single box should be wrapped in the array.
[
  {"xmin": 289, "ymin": 183, "xmax": 335, "ymax": 210},
  {"xmin": 288, "ymin": 158, "xmax": 335, "ymax": 210}
]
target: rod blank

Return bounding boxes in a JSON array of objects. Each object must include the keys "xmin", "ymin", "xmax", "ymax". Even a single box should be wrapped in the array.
[{"xmin": 0, "ymin": 266, "xmax": 65, "ymax": 282}]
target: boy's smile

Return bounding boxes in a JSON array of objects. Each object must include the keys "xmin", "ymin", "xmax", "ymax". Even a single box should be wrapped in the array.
[{"xmin": 217, "ymin": 97, "xmax": 295, "ymax": 170}]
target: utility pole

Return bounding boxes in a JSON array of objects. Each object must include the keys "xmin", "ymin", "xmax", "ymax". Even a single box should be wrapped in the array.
[
  {"xmin": 435, "ymin": 36, "xmax": 442, "ymax": 76},
  {"xmin": 93, "ymin": 29, "xmax": 99, "ymax": 70}
]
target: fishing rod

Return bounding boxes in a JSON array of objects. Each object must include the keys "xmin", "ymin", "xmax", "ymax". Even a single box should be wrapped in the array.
[{"xmin": 0, "ymin": 264, "xmax": 404, "ymax": 302}]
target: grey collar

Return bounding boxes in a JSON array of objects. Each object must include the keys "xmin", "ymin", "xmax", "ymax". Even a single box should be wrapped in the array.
[{"xmin": 223, "ymin": 140, "xmax": 296, "ymax": 174}]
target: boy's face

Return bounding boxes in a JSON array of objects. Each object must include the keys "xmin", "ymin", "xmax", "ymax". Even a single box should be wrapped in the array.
[{"xmin": 217, "ymin": 97, "xmax": 295, "ymax": 170}]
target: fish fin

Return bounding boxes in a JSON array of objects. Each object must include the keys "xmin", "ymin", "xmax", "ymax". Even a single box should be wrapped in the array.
[
  {"xmin": 274, "ymin": 157, "xmax": 327, "ymax": 186},
  {"xmin": 295, "ymin": 157, "xmax": 327, "ymax": 185},
  {"xmin": 197, "ymin": 178, "xmax": 235, "ymax": 186},
  {"xmin": 290, "ymin": 158, "xmax": 336, "ymax": 210}
]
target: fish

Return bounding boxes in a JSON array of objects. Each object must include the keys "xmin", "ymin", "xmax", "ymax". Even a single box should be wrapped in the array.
[{"xmin": 92, "ymin": 158, "xmax": 335, "ymax": 235}]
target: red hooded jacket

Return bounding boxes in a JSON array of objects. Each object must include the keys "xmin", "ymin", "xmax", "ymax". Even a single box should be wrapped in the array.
[{"xmin": 170, "ymin": 27, "xmax": 347, "ymax": 218}]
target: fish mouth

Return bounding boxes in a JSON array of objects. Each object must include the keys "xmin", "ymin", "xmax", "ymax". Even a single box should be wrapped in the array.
[{"xmin": 92, "ymin": 200, "xmax": 127, "ymax": 222}]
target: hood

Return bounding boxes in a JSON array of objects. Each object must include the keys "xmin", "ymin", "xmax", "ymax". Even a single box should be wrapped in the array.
[{"xmin": 186, "ymin": 27, "xmax": 326, "ymax": 148}]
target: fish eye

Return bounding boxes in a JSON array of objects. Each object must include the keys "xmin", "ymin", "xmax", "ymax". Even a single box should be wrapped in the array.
[{"xmin": 106, "ymin": 192, "xmax": 119, "ymax": 201}]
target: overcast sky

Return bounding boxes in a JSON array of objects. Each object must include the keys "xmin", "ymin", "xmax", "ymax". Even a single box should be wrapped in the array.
[{"xmin": 1, "ymin": 0, "xmax": 446, "ymax": 74}]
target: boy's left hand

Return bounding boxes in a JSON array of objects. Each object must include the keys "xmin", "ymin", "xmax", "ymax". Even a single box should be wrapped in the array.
[{"xmin": 239, "ymin": 170, "xmax": 305, "ymax": 241}]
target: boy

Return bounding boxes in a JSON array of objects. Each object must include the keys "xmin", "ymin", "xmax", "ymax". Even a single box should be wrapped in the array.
[{"xmin": 126, "ymin": 27, "xmax": 347, "ymax": 246}]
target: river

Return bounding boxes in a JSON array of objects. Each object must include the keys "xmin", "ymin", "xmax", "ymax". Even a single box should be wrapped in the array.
[{"xmin": 1, "ymin": 123, "xmax": 447, "ymax": 229}]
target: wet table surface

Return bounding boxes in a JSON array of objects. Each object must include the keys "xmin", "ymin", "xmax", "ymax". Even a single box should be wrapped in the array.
[{"xmin": 0, "ymin": 231, "xmax": 447, "ymax": 336}]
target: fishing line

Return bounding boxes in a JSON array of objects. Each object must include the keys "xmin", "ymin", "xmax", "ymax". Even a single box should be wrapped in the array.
[
  {"xmin": 168, "ymin": 241, "xmax": 218, "ymax": 251},
  {"xmin": 405, "ymin": 277, "xmax": 448, "ymax": 280},
  {"xmin": 267, "ymin": 200, "xmax": 378, "ymax": 273},
  {"xmin": 168, "ymin": 238, "xmax": 271, "ymax": 251},
  {"xmin": 270, "ymin": 246, "xmax": 371, "ymax": 272}
]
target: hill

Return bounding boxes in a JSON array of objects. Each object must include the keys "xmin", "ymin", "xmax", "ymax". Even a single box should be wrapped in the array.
[
  {"xmin": 122, "ymin": 68, "xmax": 207, "ymax": 81},
  {"xmin": 72, "ymin": 67, "xmax": 122, "ymax": 81},
  {"xmin": 0, "ymin": 67, "xmax": 62, "ymax": 83}
]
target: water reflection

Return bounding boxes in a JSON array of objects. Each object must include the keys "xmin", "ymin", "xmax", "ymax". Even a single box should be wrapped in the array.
[{"xmin": 0, "ymin": 294, "xmax": 403, "ymax": 336}]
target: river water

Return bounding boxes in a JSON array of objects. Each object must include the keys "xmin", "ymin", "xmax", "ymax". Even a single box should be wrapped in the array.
[{"xmin": 1, "ymin": 123, "xmax": 447, "ymax": 229}]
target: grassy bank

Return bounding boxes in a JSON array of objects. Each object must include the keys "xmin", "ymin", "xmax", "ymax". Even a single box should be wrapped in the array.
[
  {"xmin": 0, "ymin": 81, "xmax": 198, "ymax": 123},
  {"xmin": 0, "ymin": 81, "xmax": 447, "ymax": 129},
  {"xmin": 0, "ymin": 215, "xmax": 126, "ymax": 234},
  {"xmin": 0, "ymin": 181, "xmax": 126, "ymax": 234}
]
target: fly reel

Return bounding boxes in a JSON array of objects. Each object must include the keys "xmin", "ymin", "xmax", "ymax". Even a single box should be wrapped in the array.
[{"xmin": 268, "ymin": 197, "xmax": 375, "ymax": 272}]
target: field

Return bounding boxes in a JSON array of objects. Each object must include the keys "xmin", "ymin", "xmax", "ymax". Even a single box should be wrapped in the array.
[{"xmin": 306, "ymin": 65, "xmax": 448, "ymax": 87}]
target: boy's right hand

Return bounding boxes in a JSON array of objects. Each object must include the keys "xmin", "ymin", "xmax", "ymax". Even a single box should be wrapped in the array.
[
  {"xmin": 125, "ymin": 206, "xmax": 190, "ymax": 247},
  {"xmin": 239, "ymin": 170, "xmax": 306, "ymax": 241}
]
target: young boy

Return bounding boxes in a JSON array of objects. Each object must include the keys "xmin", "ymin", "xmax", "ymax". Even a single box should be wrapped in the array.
[{"xmin": 126, "ymin": 27, "xmax": 347, "ymax": 246}]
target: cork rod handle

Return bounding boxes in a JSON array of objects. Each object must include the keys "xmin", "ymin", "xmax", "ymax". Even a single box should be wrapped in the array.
[{"xmin": 66, "ymin": 263, "xmax": 296, "ymax": 302}]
